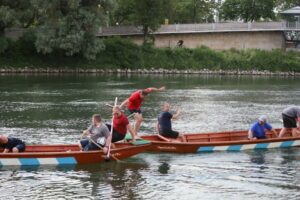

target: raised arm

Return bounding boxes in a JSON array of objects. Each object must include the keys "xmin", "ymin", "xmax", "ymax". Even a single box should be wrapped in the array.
[{"xmin": 172, "ymin": 110, "xmax": 181, "ymax": 119}]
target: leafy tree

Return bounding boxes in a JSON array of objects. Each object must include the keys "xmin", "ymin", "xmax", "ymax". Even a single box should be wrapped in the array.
[
  {"xmin": 133, "ymin": 0, "xmax": 165, "ymax": 44},
  {"xmin": 219, "ymin": 0, "xmax": 276, "ymax": 22},
  {"xmin": 276, "ymin": 0, "xmax": 300, "ymax": 11},
  {"xmin": 35, "ymin": 0, "xmax": 116, "ymax": 60}
]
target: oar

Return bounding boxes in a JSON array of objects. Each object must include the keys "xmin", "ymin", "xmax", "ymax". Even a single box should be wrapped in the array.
[
  {"xmin": 105, "ymin": 97, "xmax": 118, "ymax": 161},
  {"xmin": 85, "ymin": 136, "xmax": 120, "ymax": 161}
]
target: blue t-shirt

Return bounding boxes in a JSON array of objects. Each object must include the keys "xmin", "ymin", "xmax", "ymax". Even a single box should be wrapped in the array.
[
  {"xmin": 0, "ymin": 137, "xmax": 24, "ymax": 150},
  {"xmin": 250, "ymin": 121, "xmax": 272, "ymax": 138},
  {"xmin": 158, "ymin": 111, "xmax": 173, "ymax": 132}
]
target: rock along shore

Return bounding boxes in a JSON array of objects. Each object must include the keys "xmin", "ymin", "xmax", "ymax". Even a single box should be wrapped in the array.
[{"xmin": 0, "ymin": 68, "xmax": 299, "ymax": 76}]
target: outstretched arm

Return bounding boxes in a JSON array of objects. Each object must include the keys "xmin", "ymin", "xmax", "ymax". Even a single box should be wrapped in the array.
[
  {"xmin": 119, "ymin": 99, "xmax": 130, "ymax": 109},
  {"xmin": 147, "ymin": 87, "xmax": 166, "ymax": 92}
]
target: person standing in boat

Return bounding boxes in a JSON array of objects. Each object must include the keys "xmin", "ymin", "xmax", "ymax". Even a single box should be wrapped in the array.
[
  {"xmin": 79, "ymin": 114, "xmax": 111, "ymax": 153},
  {"xmin": 248, "ymin": 116, "xmax": 277, "ymax": 140},
  {"xmin": 0, "ymin": 135, "xmax": 26, "ymax": 153},
  {"xmin": 157, "ymin": 103, "xmax": 185, "ymax": 141},
  {"xmin": 106, "ymin": 106, "xmax": 136, "ymax": 143},
  {"xmin": 278, "ymin": 106, "xmax": 300, "ymax": 138},
  {"xmin": 119, "ymin": 87, "xmax": 166, "ymax": 136}
]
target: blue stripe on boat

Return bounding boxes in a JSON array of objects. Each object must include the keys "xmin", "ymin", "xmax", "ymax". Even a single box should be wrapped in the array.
[
  {"xmin": 19, "ymin": 158, "xmax": 40, "ymax": 166},
  {"xmin": 56, "ymin": 157, "xmax": 77, "ymax": 165},
  {"xmin": 227, "ymin": 145, "xmax": 242, "ymax": 151},
  {"xmin": 254, "ymin": 143, "xmax": 270, "ymax": 149},
  {"xmin": 280, "ymin": 141, "xmax": 294, "ymax": 148},
  {"xmin": 197, "ymin": 146, "xmax": 214, "ymax": 152}
]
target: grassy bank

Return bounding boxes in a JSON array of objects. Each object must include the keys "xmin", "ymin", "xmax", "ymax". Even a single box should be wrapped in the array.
[{"xmin": 1, "ymin": 35, "xmax": 300, "ymax": 72}]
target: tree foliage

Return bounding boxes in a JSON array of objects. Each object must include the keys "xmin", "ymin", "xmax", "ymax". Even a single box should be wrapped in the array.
[
  {"xmin": 219, "ymin": 0, "xmax": 276, "ymax": 22},
  {"xmin": 34, "ymin": 0, "xmax": 115, "ymax": 60}
]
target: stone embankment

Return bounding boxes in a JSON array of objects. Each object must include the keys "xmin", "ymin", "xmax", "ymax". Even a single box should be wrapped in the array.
[{"xmin": 0, "ymin": 68, "xmax": 299, "ymax": 76}]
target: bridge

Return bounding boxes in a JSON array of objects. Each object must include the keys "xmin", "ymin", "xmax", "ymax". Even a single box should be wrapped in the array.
[{"xmin": 98, "ymin": 22, "xmax": 300, "ymax": 50}]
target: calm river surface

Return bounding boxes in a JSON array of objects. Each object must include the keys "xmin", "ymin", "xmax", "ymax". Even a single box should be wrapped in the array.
[{"xmin": 0, "ymin": 74, "xmax": 300, "ymax": 200}]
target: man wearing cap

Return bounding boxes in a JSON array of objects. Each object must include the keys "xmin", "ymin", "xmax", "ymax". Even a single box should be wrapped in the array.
[
  {"xmin": 278, "ymin": 106, "xmax": 300, "ymax": 138},
  {"xmin": 120, "ymin": 87, "xmax": 165, "ymax": 136},
  {"xmin": 248, "ymin": 116, "xmax": 277, "ymax": 140}
]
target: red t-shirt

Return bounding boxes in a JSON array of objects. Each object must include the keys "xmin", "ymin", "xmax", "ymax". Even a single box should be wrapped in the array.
[
  {"xmin": 127, "ymin": 88, "xmax": 151, "ymax": 110},
  {"xmin": 113, "ymin": 113, "xmax": 129, "ymax": 135}
]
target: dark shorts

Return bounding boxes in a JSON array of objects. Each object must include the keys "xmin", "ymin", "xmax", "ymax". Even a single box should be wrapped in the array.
[
  {"xmin": 80, "ymin": 140, "xmax": 102, "ymax": 151},
  {"xmin": 160, "ymin": 130, "xmax": 179, "ymax": 139},
  {"xmin": 256, "ymin": 136, "xmax": 267, "ymax": 139},
  {"xmin": 128, "ymin": 109, "xmax": 141, "ymax": 114},
  {"xmin": 105, "ymin": 124, "xmax": 126, "ymax": 143},
  {"xmin": 282, "ymin": 114, "xmax": 297, "ymax": 128},
  {"xmin": 15, "ymin": 143, "xmax": 26, "ymax": 152}
]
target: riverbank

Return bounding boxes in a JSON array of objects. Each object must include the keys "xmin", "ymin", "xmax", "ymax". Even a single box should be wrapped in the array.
[
  {"xmin": 1, "ymin": 68, "xmax": 300, "ymax": 76},
  {"xmin": 1, "ymin": 36, "xmax": 300, "ymax": 74}
]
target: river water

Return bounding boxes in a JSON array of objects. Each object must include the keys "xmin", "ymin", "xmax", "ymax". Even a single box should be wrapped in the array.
[{"xmin": 0, "ymin": 74, "xmax": 299, "ymax": 200}]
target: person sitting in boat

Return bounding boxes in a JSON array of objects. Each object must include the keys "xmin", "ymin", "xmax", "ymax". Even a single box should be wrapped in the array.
[
  {"xmin": 0, "ymin": 135, "xmax": 26, "ymax": 153},
  {"xmin": 106, "ymin": 106, "xmax": 136, "ymax": 143},
  {"xmin": 79, "ymin": 114, "xmax": 111, "ymax": 153},
  {"xmin": 157, "ymin": 103, "xmax": 185, "ymax": 141},
  {"xmin": 248, "ymin": 116, "xmax": 277, "ymax": 140},
  {"xmin": 278, "ymin": 106, "xmax": 300, "ymax": 138}
]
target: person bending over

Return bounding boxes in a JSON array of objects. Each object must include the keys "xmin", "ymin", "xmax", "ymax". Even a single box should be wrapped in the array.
[
  {"xmin": 278, "ymin": 106, "xmax": 300, "ymax": 138},
  {"xmin": 248, "ymin": 116, "xmax": 277, "ymax": 140},
  {"xmin": 0, "ymin": 135, "xmax": 26, "ymax": 153}
]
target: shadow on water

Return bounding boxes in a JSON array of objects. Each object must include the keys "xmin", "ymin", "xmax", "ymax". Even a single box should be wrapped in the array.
[{"xmin": 0, "ymin": 157, "xmax": 150, "ymax": 199}]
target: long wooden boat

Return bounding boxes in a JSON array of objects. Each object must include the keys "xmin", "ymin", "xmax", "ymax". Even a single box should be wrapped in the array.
[
  {"xmin": 140, "ymin": 128, "xmax": 300, "ymax": 153},
  {"xmin": 0, "ymin": 143, "xmax": 150, "ymax": 166}
]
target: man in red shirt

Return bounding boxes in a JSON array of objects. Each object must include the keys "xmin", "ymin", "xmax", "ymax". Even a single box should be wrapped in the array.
[
  {"xmin": 106, "ymin": 106, "xmax": 136, "ymax": 143},
  {"xmin": 120, "ymin": 87, "xmax": 165, "ymax": 135}
]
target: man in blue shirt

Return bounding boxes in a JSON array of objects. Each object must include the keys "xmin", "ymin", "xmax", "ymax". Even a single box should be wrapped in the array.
[
  {"xmin": 248, "ymin": 116, "xmax": 277, "ymax": 140},
  {"xmin": 157, "ymin": 103, "xmax": 185, "ymax": 141},
  {"xmin": 0, "ymin": 135, "xmax": 26, "ymax": 153}
]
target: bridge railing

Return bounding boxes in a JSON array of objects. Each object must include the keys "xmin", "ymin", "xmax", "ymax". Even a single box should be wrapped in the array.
[{"xmin": 98, "ymin": 22, "xmax": 295, "ymax": 36}]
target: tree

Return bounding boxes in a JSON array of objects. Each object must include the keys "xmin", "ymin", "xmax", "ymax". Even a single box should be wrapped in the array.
[
  {"xmin": 219, "ymin": 0, "xmax": 276, "ymax": 22},
  {"xmin": 35, "ymin": 0, "xmax": 116, "ymax": 60},
  {"xmin": 276, "ymin": 0, "xmax": 300, "ymax": 11},
  {"xmin": 133, "ymin": 0, "xmax": 165, "ymax": 44},
  {"xmin": 0, "ymin": 1, "xmax": 18, "ymax": 53}
]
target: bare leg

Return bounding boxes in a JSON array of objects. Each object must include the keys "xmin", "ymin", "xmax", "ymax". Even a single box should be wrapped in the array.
[
  {"xmin": 292, "ymin": 128, "xmax": 300, "ymax": 137},
  {"xmin": 278, "ymin": 128, "xmax": 287, "ymax": 138},
  {"xmin": 180, "ymin": 134, "xmax": 187, "ymax": 142},
  {"xmin": 134, "ymin": 113, "xmax": 143, "ymax": 136}
]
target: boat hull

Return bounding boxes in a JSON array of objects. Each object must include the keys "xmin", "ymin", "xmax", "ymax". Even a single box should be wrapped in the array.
[
  {"xmin": 140, "ymin": 129, "xmax": 300, "ymax": 153},
  {"xmin": 0, "ymin": 143, "xmax": 150, "ymax": 166}
]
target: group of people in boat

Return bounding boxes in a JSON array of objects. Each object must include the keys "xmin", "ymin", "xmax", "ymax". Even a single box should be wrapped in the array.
[{"xmin": 1, "ymin": 86, "xmax": 300, "ymax": 153}]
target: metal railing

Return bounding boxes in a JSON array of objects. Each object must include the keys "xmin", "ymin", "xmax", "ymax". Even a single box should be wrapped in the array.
[{"xmin": 98, "ymin": 21, "xmax": 300, "ymax": 36}]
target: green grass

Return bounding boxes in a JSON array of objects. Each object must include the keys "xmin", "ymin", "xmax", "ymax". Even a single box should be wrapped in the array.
[{"xmin": 1, "ymin": 35, "xmax": 300, "ymax": 72}]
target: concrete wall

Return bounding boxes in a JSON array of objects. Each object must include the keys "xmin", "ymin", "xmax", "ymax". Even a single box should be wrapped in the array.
[{"xmin": 123, "ymin": 31, "xmax": 286, "ymax": 50}]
